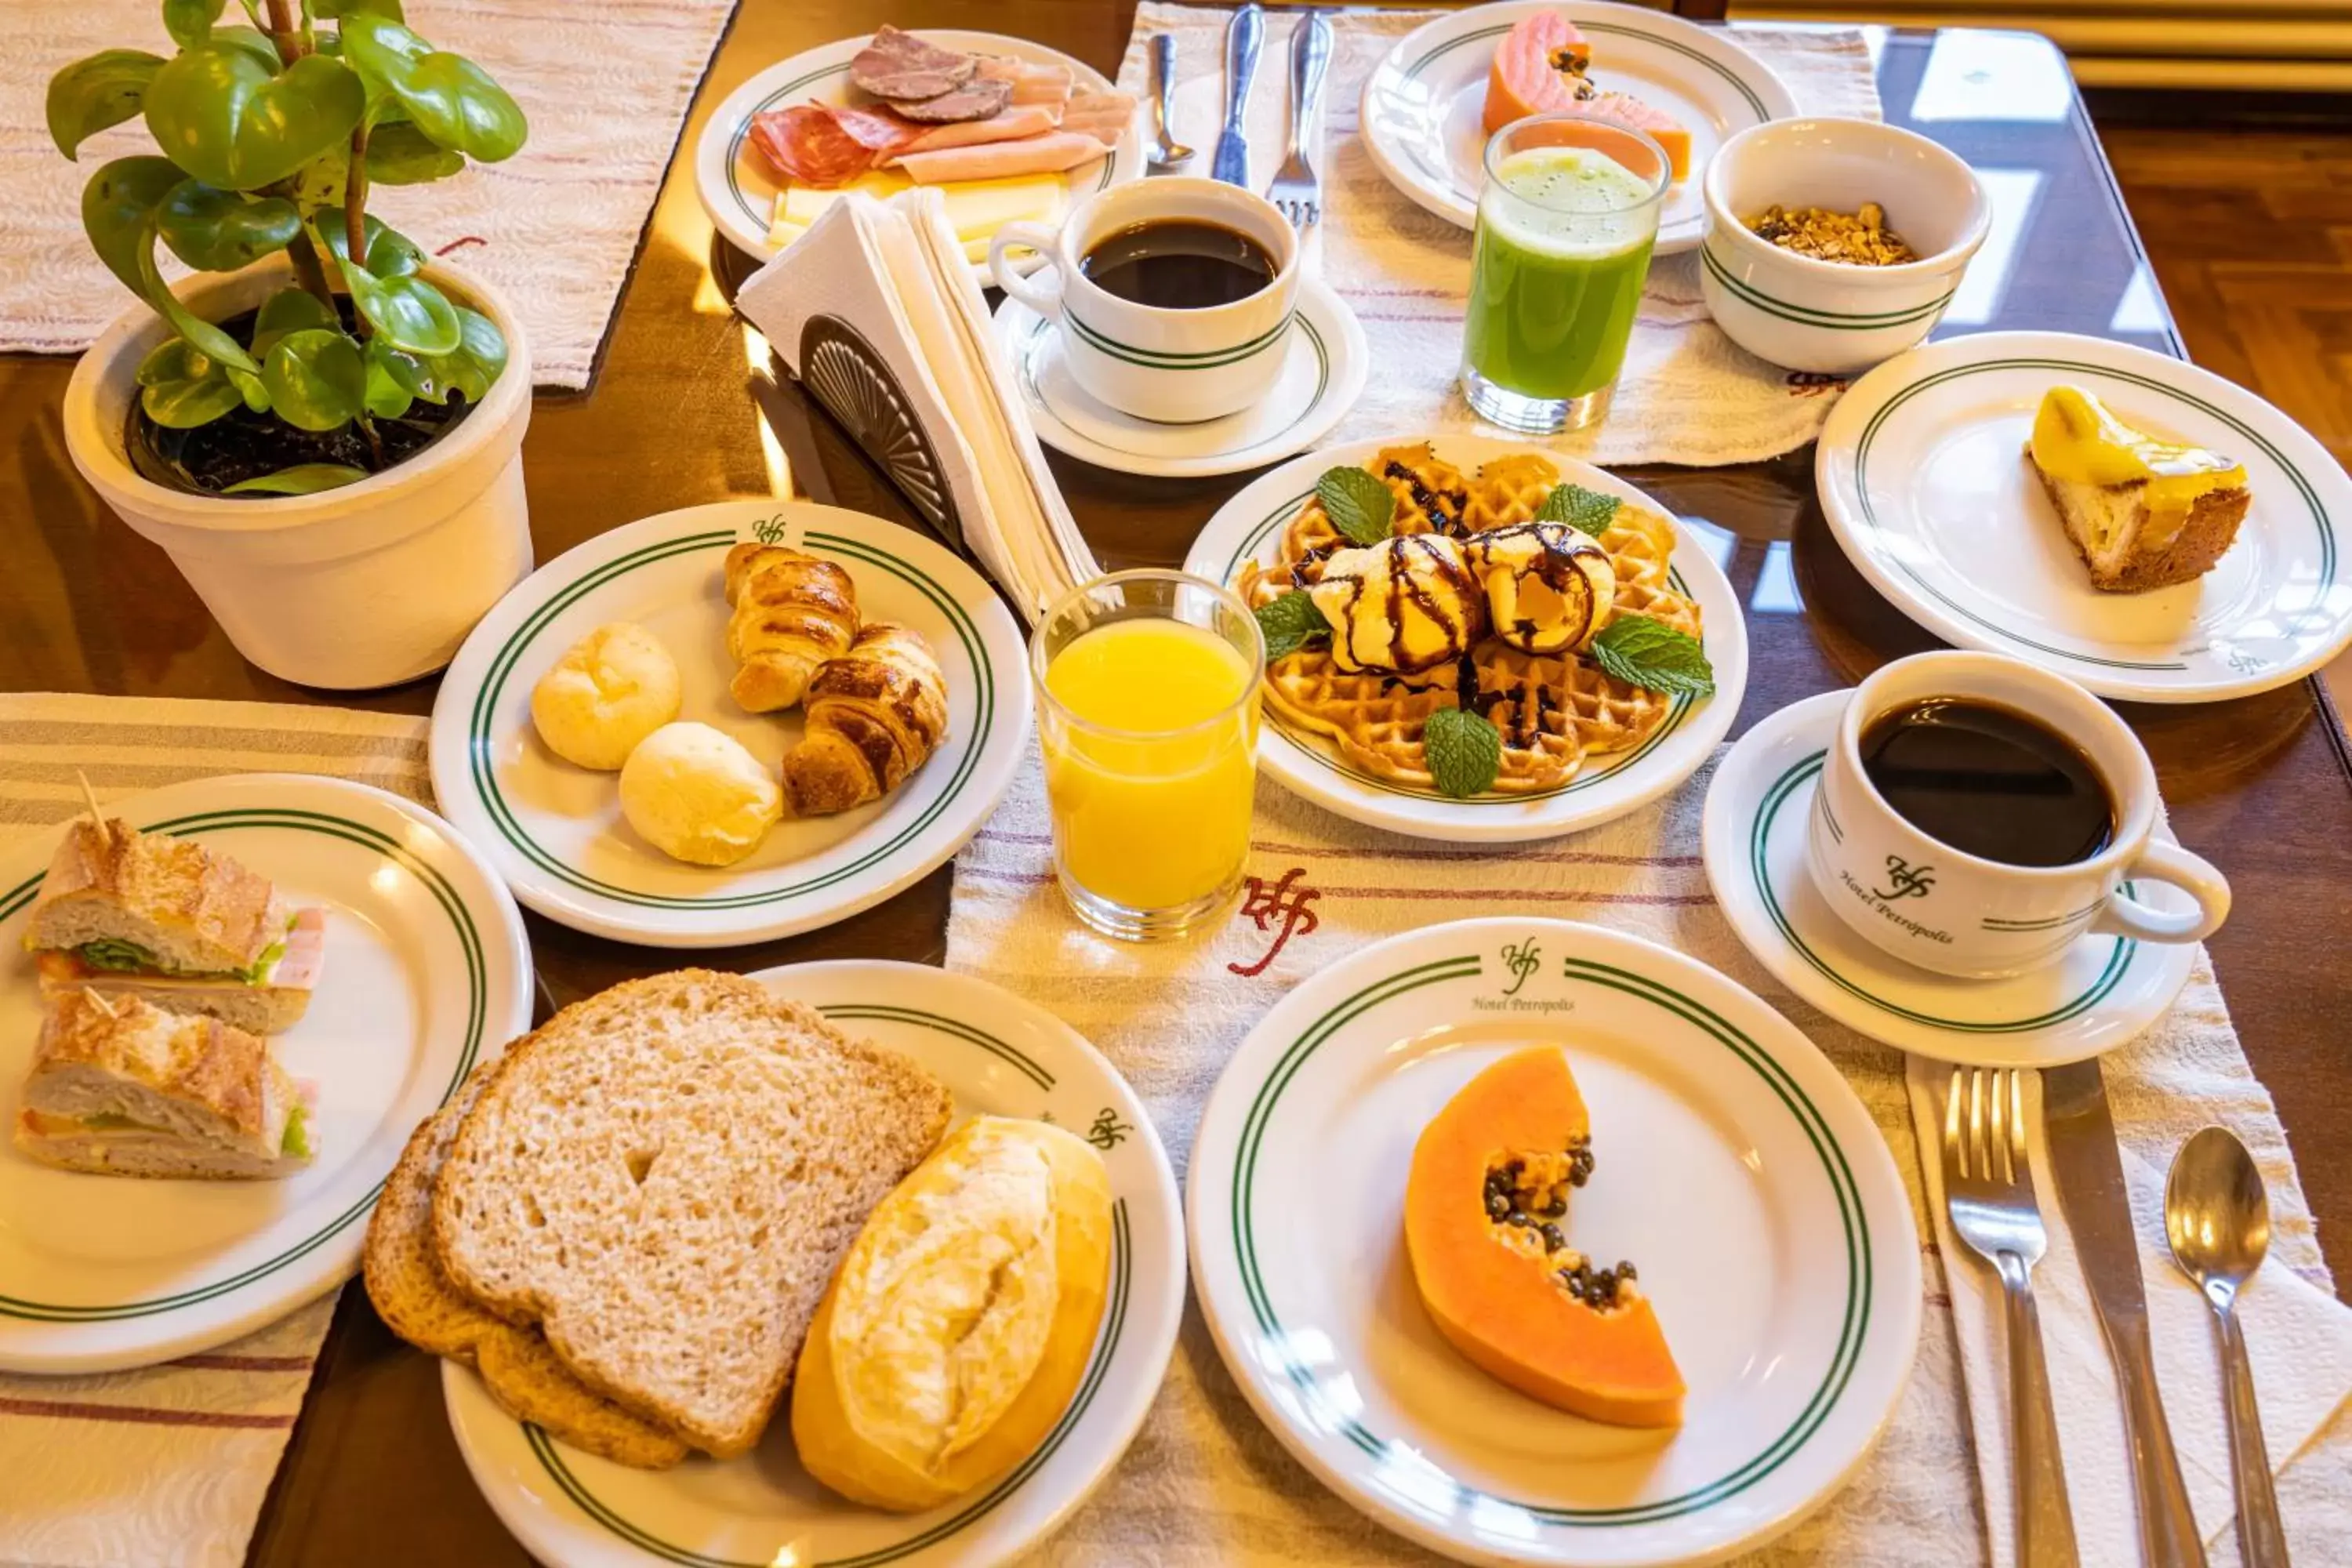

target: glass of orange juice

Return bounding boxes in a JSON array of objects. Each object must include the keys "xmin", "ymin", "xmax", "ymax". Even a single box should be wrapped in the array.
[{"xmin": 1032, "ymin": 570, "xmax": 1265, "ymax": 942}]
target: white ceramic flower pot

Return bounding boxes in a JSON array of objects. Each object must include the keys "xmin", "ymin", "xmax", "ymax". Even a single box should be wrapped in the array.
[{"xmin": 62, "ymin": 254, "xmax": 534, "ymax": 690}]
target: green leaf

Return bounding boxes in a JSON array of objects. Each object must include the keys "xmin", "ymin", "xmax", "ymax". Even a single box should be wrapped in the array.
[
  {"xmin": 289, "ymin": 144, "xmax": 350, "ymax": 209},
  {"xmin": 1424, "ymin": 706, "xmax": 1502, "ymax": 799},
  {"xmin": 364, "ymin": 119, "xmax": 463, "ymax": 184},
  {"xmin": 1316, "ymin": 465, "xmax": 1397, "ymax": 547},
  {"xmin": 46, "ymin": 50, "xmax": 165, "ymax": 160},
  {"xmin": 345, "ymin": 263, "xmax": 459, "ymax": 354},
  {"xmin": 81, "ymin": 157, "xmax": 258, "ymax": 372},
  {"xmin": 227, "ymin": 363, "xmax": 269, "ymax": 411},
  {"xmin": 1253, "ymin": 591, "xmax": 1331, "ymax": 662},
  {"xmin": 248, "ymin": 285, "xmax": 339, "ymax": 359},
  {"xmin": 361, "ymin": 337, "xmax": 414, "ymax": 416},
  {"xmin": 223, "ymin": 462, "xmax": 369, "ymax": 495},
  {"xmin": 376, "ymin": 306, "xmax": 503, "ymax": 404},
  {"xmin": 322, "ymin": 212, "xmax": 422, "ymax": 277},
  {"xmin": 143, "ymin": 43, "xmax": 364, "ymax": 190},
  {"xmin": 1533, "ymin": 482, "xmax": 1621, "ymax": 537},
  {"xmin": 157, "ymin": 180, "xmax": 300, "ymax": 270},
  {"xmin": 260, "ymin": 326, "xmax": 365, "ymax": 430},
  {"xmin": 210, "ymin": 24, "xmax": 285, "ymax": 71},
  {"xmin": 339, "ymin": 14, "xmax": 524, "ymax": 162},
  {"xmin": 1588, "ymin": 615, "xmax": 1716, "ymax": 697},
  {"xmin": 134, "ymin": 336, "xmax": 245, "ymax": 426},
  {"xmin": 316, "ymin": 0, "xmax": 404, "ymax": 16},
  {"xmin": 163, "ymin": 0, "xmax": 228, "ymax": 46}
]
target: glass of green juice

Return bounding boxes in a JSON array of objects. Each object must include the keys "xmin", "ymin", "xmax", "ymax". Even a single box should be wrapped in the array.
[{"xmin": 1461, "ymin": 112, "xmax": 1672, "ymax": 434}]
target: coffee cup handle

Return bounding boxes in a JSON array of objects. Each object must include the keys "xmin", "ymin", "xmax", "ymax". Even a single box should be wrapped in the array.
[
  {"xmin": 988, "ymin": 221, "xmax": 1065, "ymax": 318},
  {"xmin": 2089, "ymin": 839, "xmax": 2231, "ymax": 945}
]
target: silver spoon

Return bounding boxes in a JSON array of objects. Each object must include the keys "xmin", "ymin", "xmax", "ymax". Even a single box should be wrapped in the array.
[
  {"xmin": 1147, "ymin": 33, "xmax": 1194, "ymax": 171},
  {"xmin": 2166, "ymin": 1126, "xmax": 2291, "ymax": 1567}
]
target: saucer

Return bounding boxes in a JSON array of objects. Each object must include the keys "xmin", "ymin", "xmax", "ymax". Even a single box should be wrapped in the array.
[
  {"xmin": 992, "ymin": 277, "xmax": 1367, "ymax": 478},
  {"xmin": 1700, "ymin": 690, "xmax": 2199, "ymax": 1066}
]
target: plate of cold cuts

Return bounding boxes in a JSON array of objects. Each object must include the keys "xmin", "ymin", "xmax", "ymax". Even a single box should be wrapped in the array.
[{"xmin": 695, "ymin": 24, "xmax": 1145, "ymax": 278}]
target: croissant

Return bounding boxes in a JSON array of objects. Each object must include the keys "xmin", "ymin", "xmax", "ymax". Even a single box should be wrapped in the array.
[
  {"xmin": 721, "ymin": 543, "xmax": 858, "ymax": 713},
  {"xmin": 782, "ymin": 623, "xmax": 950, "ymax": 816}
]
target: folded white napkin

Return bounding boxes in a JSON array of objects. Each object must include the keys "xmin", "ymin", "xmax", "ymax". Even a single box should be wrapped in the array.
[
  {"xmin": 1907, "ymin": 1055, "xmax": 2352, "ymax": 1566},
  {"xmin": 735, "ymin": 191, "xmax": 1097, "ymax": 624}
]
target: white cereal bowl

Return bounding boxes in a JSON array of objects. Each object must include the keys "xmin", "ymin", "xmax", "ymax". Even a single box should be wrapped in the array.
[{"xmin": 1699, "ymin": 118, "xmax": 1987, "ymax": 376}]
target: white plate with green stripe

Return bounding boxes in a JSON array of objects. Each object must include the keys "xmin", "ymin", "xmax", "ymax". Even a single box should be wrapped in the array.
[
  {"xmin": 428, "ymin": 502, "xmax": 1031, "ymax": 948},
  {"xmin": 445, "ymin": 960, "xmax": 1184, "ymax": 1568},
  {"xmin": 0, "ymin": 774, "xmax": 532, "ymax": 1374},
  {"xmin": 1181, "ymin": 434, "xmax": 1747, "ymax": 843},
  {"xmin": 693, "ymin": 31, "xmax": 1142, "ymax": 278},
  {"xmin": 1701, "ymin": 690, "xmax": 2200, "ymax": 1065},
  {"xmin": 1359, "ymin": 1, "xmax": 1795, "ymax": 252},
  {"xmin": 1817, "ymin": 331, "xmax": 2352, "ymax": 702},
  {"xmin": 993, "ymin": 276, "xmax": 1369, "ymax": 479},
  {"xmin": 1187, "ymin": 917, "xmax": 1918, "ymax": 1566}
]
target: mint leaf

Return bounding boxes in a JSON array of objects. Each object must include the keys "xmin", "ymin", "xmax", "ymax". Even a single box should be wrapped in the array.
[
  {"xmin": 1316, "ymin": 466, "xmax": 1398, "ymax": 546},
  {"xmin": 1425, "ymin": 706, "xmax": 1503, "ymax": 797},
  {"xmin": 1589, "ymin": 615, "xmax": 1715, "ymax": 697},
  {"xmin": 1254, "ymin": 591, "xmax": 1332, "ymax": 662},
  {"xmin": 1534, "ymin": 482, "xmax": 1620, "ymax": 536}
]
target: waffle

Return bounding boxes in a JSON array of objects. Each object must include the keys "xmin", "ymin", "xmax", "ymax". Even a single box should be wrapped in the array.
[{"xmin": 1239, "ymin": 445, "xmax": 1703, "ymax": 797}]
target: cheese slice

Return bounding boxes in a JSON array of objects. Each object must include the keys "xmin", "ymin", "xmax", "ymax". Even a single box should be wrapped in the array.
[{"xmin": 771, "ymin": 173, "xmax": 1065, "ymax": 260}]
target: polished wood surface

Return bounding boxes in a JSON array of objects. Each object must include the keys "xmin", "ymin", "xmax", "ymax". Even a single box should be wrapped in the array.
[{"xmin": 0, "ymin": 5, "xmax": 2344, "ymax": 1564}]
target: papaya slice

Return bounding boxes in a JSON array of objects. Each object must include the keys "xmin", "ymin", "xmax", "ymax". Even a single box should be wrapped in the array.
[
  {"xmin": 1403, "ymin": 1047, "xmax": 1684, "ymax": 1427},
  {"xmin": 1585, "ymin": 90, "xmax": 1691, "ymax": 183},
  {"xmin": 1483, "ymin": 12, "xmax": 1693, "ymax": 183},
  {"xmin": 1483, "ymin": 12, "xmax": 1594, "ymax": 137}
]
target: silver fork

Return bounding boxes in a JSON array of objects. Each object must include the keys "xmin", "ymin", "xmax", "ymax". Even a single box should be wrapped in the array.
[
  {"xmin": 1265, "ymin": 12, "xmax": 1333, "ymax": 230},
  {"xmin": 1943, "ymin": 1066, "xmax": 2082, "ymax": 1568}
]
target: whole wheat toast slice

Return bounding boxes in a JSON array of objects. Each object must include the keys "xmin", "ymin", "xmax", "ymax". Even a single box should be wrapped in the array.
[
  {"xmin": 429, "ymin": 970, "xmax": 953, "ymax": 1458},
  {"xmin": 363, "ymin": 1058, "xmax": 690, "ymax": 1469}
]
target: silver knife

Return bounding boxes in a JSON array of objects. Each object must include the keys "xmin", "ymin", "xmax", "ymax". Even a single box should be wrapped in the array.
[
  {"xmin": 2043, "ymin": 1059, "xmax": 2209, "ymax": 1568},
  {"xmin": 1212, "ymin": 2, "xmax": 1265, "ymax": 189}
]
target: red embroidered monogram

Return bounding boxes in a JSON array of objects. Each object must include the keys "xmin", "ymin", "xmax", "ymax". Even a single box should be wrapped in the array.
[{"xmin": 1229, "ymin": 867, "xmax": 1323, "ymax": 978}]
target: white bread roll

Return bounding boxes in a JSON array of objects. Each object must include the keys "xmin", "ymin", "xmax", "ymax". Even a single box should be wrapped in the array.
[
  {"xmin": 531, "ymin": 622, "xmax": 683, "ymax": 771},
  {"xmin": 617, "ymin": 722, "xmax": 779, "ymax": 866},
  {"xmin": 791, "ymin": 1116, "xmax": 1113, "ymax": 1510}
]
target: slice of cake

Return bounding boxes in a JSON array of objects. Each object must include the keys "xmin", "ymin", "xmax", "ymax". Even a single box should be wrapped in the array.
[{"xmin": 2026, "ymin": 384, "xmax": 2249, "ymax": 593}]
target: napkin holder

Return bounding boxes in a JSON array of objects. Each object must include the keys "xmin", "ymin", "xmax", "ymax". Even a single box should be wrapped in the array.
[{"xmin": 738, "ymin": 201, "xmax": 977, "ymax": 552}]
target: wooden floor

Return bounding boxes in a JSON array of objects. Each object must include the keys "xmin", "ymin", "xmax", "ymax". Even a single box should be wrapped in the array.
[{"xmin": 2099, "ymin": 120, "xmax": 2352, "ymax": 468}]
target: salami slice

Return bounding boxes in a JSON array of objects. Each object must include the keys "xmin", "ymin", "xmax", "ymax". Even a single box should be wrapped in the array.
[
  {"xmin": 849, "ymin": 24, "xmax": 978, "ymax": 101},
  {"xmin": 748, "ymin": 105, "xmax": 877, "ymax": 189},
  {"xmin": 829, "ymin": 103, "xmax": 920, "ymax": 154}
]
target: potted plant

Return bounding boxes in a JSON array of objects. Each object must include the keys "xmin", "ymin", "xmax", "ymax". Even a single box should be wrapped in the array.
[{"xmin": 51, "ymin": 0, "xmax": 535, "ymax": 689}]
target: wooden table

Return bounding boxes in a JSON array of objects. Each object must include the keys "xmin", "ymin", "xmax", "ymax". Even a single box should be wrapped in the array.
[{"xmin": 1, "ymin": 5, "xmax": 2345, "ymax": 1563}]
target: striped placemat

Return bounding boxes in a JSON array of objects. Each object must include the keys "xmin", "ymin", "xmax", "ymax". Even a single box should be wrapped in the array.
[
  {"xmin": 946, "ymin": 751, "xmax": 2352, "ymax": 1564},
  {"xmin": 0, "ymin": 694, "xmax": 426, "ymax": 1568}
]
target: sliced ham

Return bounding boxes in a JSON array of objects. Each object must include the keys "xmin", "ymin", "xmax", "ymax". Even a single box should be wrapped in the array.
[
  {"xmin": 881, "ymin": 104, "xmax": 1063, "ymax": 163},
  {"xmin": 895, "ymin": 131, "xmax": 1109, "ymax": 186},
  {"xmin": 891, "ymin": 77, "xmax": 1014, "ymax": 123},
  {"xmin": 975, "ymin": 57, "xmax": 1076, "ymax": 106},
  {"xmin": 1058, "ymin": 90, "xmax": 1138, "ymax": 147},
  {"xmin": 749, "ymin": 104, "xmax": 879, "ymax": 187},
  {"xmin": 849, "ymin": 24, "xmax": 976, "ymax": 101}
]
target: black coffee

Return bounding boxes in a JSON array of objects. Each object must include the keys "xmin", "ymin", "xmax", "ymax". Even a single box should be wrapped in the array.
[
  {"xmin": 1859, "ymin": 698, "xmax": 2114, "ymax": 867},
  {"xmin": 1080, "ymin": 220, "xmax": 1276, "ymax": 309}
]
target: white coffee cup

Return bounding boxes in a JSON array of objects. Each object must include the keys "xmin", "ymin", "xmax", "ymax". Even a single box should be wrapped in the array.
[
  {"xmin": 987, "ymin": 176, "xmax": 1299, "ymax": 424},
  {"xmin": 1806, "ymin": 650, "xmax": 2230, "ymax": 979}
]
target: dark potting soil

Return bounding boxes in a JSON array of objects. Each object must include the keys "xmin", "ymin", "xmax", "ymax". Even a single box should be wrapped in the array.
[{"xmin": 122, "ymin": 303, "xmax": 477, "ymax": 497}]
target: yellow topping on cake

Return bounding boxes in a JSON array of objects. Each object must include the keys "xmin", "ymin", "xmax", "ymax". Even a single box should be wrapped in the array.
[{"xmin": 2029, "ymin": 385, "xmax": 2245, "ymax": 530}]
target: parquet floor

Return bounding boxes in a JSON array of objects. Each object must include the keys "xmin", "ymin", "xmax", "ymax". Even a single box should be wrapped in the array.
[
  {"xmin": 2100, "ymin": 122, "xmax": 2352, "ymax": 469},
  {"xmin": 2098, "ymin": 118, "xmax": 2352, "ymax": 710}
]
